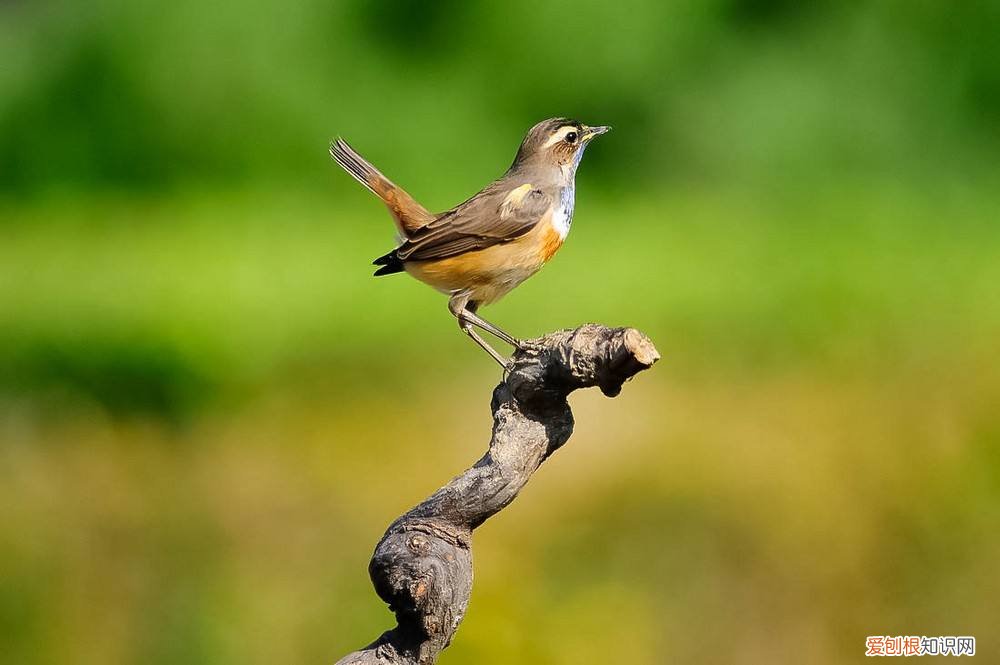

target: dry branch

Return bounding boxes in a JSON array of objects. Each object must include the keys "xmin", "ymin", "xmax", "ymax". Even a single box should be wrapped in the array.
[{"xmin": 335, "ymin": 324, "xmax": 659, "ymax": 665}]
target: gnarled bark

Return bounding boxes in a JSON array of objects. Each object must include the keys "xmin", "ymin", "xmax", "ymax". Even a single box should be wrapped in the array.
[{"xmin": 336, "ymin": 324, "xmax": 659, "ymax": 665}]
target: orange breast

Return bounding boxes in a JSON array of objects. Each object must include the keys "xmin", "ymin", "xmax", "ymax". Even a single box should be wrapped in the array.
[{"xmin": 538, "ymin": 219, "xmax": 565, "ymax": 262}]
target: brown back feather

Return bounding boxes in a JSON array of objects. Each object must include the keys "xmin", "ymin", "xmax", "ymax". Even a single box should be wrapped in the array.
[{"xmin": 397, "ymin": 182, "xmax": 553, "ymax": 261}]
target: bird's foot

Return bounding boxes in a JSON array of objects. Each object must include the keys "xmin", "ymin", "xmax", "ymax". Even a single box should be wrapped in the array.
[{"xmin": 514, "ymin": 337, "xmax": 549, "ymax": 354}]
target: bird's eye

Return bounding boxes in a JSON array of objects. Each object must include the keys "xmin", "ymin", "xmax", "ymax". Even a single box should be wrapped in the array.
[{"xmin": 565, "ymin": 131, "xmax": 578, "ymax": 144}]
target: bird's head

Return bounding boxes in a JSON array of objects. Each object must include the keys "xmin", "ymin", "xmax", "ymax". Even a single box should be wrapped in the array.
[{"xmin": 510, "ymin": 118, "xmax": 610, "ymax": 177}]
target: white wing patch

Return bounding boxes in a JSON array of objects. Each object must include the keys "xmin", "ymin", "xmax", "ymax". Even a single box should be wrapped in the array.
[{"xmin": 499, "ymin": 183, "xmax": 533, "ymax": 220}]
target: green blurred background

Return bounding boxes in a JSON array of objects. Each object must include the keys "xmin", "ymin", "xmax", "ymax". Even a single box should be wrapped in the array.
[{"xmin": 2, "ymin": 1, "xmax": 999, "ymax": 663}]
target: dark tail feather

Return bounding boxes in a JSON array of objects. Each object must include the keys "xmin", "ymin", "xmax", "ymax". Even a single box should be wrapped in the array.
[
  {"xmin": 330, "ymin": 138, "xmax": 382, "ymax": 197},
  {"xmin": 372, "ymin": 249, "xmax": 405, "ymax": 276}
]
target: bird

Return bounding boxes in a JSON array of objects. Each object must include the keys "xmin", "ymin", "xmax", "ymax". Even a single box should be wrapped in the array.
[{"xmin": 330, "ymin": 117, "xmax": 610, "ymax": 368}]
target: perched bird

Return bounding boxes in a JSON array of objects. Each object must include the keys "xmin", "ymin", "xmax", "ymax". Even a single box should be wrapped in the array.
[{"xmin": 330, "ymin": 118, "xmax": 610, "ymax": 367}]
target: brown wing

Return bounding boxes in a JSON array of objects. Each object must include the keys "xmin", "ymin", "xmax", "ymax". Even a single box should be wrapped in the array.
[{"xmin": 397, "ymin": 183, "xmax": 552, "ymax": 261}]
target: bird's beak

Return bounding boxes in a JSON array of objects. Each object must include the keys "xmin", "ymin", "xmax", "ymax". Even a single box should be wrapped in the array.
[{"xmin": 582, "ymin": 125, "xmax": 611, "ymax": 141}]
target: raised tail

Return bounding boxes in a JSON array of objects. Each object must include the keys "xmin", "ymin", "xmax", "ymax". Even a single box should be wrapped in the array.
[{"xmin": 330, "ymin": 138, "xmax": 434, "ymax": 236}]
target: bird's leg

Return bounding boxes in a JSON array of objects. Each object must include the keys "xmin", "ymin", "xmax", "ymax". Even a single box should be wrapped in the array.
[
  {"xmin": 458, "ymin": 305, "xmax": 522, "ymax": 349},
  {"xmin": 462, "ymin": 324, "xmax": 510, "ymax": 369},
  {"xmin": 448, "ymin": 295, "xmax": 512, "ymax": 369}
]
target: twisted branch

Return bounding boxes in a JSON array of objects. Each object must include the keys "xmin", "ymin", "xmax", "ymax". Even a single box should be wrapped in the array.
[{"xmin": 336, "ymin": 324, "xmax": 659, "ymax": 664}]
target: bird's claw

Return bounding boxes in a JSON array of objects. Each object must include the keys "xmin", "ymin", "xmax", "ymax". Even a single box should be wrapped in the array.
[{"xmin": 515, "ymin": 338, "xmax": 545, "ymax": 353}]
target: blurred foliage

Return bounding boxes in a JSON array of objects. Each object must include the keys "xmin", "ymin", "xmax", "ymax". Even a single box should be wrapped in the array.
[
  {"xmin": 1, "ymin": 1, "xmax": 999, "ymax": 664},
  {"xmin": 2, "ymin": 0, "xmax": 1000, "ymax": 197}
]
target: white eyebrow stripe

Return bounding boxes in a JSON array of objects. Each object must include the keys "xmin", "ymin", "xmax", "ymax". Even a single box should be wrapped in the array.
[{"xmin": 542, "ymin": 125, "xmax": 577, "ymax": 148}]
